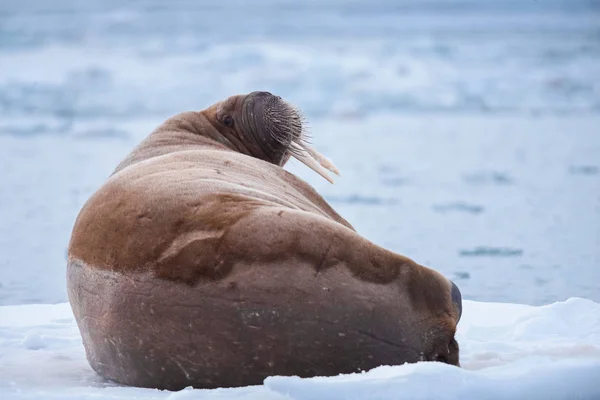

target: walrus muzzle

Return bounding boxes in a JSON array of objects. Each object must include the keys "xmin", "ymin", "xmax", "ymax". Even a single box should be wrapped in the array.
[{"xmin": 241, "ymin": 91, "xmax": 340, "ymax": 183}]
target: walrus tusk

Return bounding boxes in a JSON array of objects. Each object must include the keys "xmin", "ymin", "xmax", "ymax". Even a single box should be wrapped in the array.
[
  {"xmin": 302, "ymin": 143, "xmax": 341, "ymax": 177},
  {"xmin": 290, "ymin": 142, "xmax": 339, "ymax": 184}
]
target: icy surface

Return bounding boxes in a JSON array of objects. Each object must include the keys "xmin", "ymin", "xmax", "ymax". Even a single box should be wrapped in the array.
[{"xmin": 1, "ymin": 299, "xmax": 599, "ymax": 399}]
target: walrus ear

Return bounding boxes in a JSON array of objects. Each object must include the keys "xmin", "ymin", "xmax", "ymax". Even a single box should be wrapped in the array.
[{"xmin": 290, "ymin": 142, "xmax": 341, "ymax": 184}]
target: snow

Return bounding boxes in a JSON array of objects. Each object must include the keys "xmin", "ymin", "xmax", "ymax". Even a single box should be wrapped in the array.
[{"xmin": 1, "ymin": 299, "xmax": 599, "ymax": 399}]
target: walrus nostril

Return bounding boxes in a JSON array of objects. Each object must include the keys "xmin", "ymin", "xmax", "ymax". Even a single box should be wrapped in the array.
[{"xmin": 451, "ymin": 280, "xmax": 462, "ymax": 322}]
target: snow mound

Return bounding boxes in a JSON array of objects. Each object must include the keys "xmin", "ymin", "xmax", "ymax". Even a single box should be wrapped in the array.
[{"xmin": 1, "ymin": 299, "xmax": 599, "ymax": 399}]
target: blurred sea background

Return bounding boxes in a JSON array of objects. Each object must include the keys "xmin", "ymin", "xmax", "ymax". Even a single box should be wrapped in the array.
[{"xmin": 0, "ymin": 0, "xmax": 599, "ymax": 306}]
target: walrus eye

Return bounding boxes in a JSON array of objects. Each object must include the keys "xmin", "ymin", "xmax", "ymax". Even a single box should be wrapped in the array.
[{"xmin": 222, "ymin": 115, "xmax": 234, "ymax": 128}]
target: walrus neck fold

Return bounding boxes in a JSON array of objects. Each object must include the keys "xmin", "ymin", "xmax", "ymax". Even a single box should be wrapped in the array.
[{"xmin": 112, "ymin": 112, "xmax": 237, "ymax": 175}]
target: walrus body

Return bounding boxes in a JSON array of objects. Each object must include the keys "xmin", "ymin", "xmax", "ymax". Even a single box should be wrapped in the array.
[{"xmin": 67, "ymin": 92, "xmax": 462, "ymax": 390}]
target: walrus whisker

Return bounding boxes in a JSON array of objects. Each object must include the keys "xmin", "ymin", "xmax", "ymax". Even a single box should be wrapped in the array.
[
  {"xmin": 262, "ymin": 110, "xmax": 307, "ymax": 159},
  {"xmin": 260, "ymin": 99, "xmax": 339, "ymax": 182}
]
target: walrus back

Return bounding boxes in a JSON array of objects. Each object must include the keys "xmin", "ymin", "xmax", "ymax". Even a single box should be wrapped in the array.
[{"xmin": 69, "ymin": 149, "xmax": 352, "ymax": 275}]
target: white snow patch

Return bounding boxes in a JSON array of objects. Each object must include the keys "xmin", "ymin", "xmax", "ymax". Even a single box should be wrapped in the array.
[{"xmin": 0, "ymin": 298, "xmax": 599, "ymax": 399}]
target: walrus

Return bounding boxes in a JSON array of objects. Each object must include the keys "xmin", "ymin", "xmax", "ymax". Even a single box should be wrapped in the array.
[{"xmin": 67, "ymin": 91, "xmax": 462, "ymax": 390}]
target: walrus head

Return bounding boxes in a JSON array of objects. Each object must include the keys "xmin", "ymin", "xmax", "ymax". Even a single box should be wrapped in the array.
[{"xmin": 202, "ymin": 91, "xmax": 340, "ymax": 183}]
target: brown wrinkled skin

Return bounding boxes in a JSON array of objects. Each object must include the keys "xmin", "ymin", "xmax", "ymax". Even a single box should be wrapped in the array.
[{"xmin": 67, "ymin": 93, "xmax": 461, "ymax": 390}]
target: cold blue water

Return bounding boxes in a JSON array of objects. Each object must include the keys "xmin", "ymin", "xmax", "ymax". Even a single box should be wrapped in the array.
[{"xmin": 0, "ymin": 0, "xmax": 599, "ymax": 305}]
